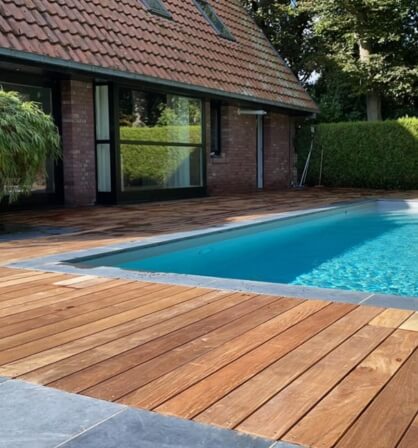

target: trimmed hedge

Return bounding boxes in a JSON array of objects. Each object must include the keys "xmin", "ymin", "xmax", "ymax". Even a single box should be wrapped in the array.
[{"xmin": 296, "ymin": 118, "xmax": 418, "ymax": 189}]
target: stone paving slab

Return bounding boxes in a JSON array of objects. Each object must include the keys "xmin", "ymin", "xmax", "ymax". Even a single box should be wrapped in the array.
[
  {"xmin": 62, "ymin": 408, "xmax": 274, "ymax": 448},
  {"xmin": 0, "ymin": 380, "xmax": 277, "ymax": 448},
  {"xmin": 0, "ymin": 376, "xmax": 8, "ymax": 384},
  {"xmin": 0, "ymin": 380, "xmax": 123, "ymax": 448}
]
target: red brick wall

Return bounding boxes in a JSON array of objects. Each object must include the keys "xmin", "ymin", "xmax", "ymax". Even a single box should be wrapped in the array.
[
  {"xmin": 206, "ymin": 103, "xmax": 295, "ymax": 194},
  {"xmin": 264, "ymin": 112, "xmax": 294, "ymax": 189},
  {"xmin": 61, "ymin": 79, "xmax": 96, "ymax": 206},
  {"xmin": 207, "ymin": 103, "xmax": 257, "ymax": 194}
]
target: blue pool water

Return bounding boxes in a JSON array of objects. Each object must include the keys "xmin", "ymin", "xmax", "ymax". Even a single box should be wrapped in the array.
[{"xmin": 80, "ymin": 201, "xmax": 418, "ymax": 297}]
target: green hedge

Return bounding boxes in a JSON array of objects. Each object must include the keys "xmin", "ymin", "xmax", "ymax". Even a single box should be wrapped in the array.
[
  {"xmin": 296, "ymin": 118, "xmax": 418, "ymax": 189},
  {"xmin": 120, "ymin": 126, "xmax": 201, "ymax": 188}
]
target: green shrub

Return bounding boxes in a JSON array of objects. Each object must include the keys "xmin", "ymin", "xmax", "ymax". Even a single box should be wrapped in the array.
[
  {"xmin": 296, "ymin": 118, "xmax": 418, "ymax": 189},
  {"xmin": 0, "ymin": 90, "xmax": 60, "ymax": 202}
]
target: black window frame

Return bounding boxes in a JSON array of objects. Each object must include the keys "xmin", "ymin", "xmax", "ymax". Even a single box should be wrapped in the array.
[
  {"xmin": 210, "ymin": 101, "xmax": 222, "ymax": 157},
  {"xmin": 140, "ymin": 0, "xmax": 172, "ymax": 19},
  {"xmin": 193, "ymin": 0, "xmax": 235, "ymax": 41}
]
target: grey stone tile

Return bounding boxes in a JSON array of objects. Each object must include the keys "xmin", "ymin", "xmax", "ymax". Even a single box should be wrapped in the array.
[
  {"xmin": 0, "ymin": 380, "xmax": 124, "ymax": 448},
  {"xmin": 270, "ymin": 442, "xmax": 308, "ymax": 448},
  {"xmin": 62, "ymin": 408, "xmax": 273, "ymax": 448},
  {"xmin": 363, "ymin": 294, "xmax": 418, "ymax": 311},
  {"xmin": 0, "ymin": 376, "xmax": 9, "ymax": 384}
]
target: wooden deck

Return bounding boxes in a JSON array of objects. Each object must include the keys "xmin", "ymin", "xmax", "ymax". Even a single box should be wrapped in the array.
[{"xmin": 1, "ymin": 189, "xmax": 418, "ymax": 447}]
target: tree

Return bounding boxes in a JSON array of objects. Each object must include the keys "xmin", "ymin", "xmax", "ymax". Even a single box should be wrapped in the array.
[
  {"xmin": 243, "ymin": 0, "xmax": 418, "ymax": 122},
  {"xmin": 0, "ymin": 90, "xmax": 60, "ymax": 203},
  {"xmin": 312, "ymin": 0, "xmax": 418, "ymax": 121}
]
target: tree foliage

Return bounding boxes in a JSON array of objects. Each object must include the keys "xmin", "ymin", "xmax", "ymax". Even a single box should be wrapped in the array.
[
  {"xmin": 0, "ymin": 90, "xmax": 60, "ymax": 202},
  {"xmin": 243, "ymin": 0, "xmax": 418, "ymax": 121}
]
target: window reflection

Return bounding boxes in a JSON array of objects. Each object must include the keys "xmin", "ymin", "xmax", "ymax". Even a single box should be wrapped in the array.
[{"xmin": 119, "ymin": 89, "xmax": 203, "ymax": 191}]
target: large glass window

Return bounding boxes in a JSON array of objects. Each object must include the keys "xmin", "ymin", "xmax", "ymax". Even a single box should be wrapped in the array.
[
  {"xmin": 119, "ymin": 89, "xmax": 203, "ymax": 191},
  {"xmin": 0, "ymin": 81, "xmax": 55, "ymax": 194}
]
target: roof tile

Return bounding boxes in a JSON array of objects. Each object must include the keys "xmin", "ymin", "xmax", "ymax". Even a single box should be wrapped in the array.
[{"xmin": 0, "ymin": 0, "xmax": 317, "ymax": 111}]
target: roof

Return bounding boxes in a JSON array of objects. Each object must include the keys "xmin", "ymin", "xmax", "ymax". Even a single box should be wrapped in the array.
[{"xmin": 0, "ymin": 0, "xmax": 318, "ymax": 113}]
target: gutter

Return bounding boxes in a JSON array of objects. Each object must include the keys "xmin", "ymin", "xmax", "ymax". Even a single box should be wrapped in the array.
[{"xmin": 0, "ymin": 47, "xmax": 319, "ymax": 114}]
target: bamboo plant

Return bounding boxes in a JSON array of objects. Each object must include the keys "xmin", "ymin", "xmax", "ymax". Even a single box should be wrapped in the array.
[{"xmin": 0, "ymin": 90, "xmax": 61, "ymax": 202}]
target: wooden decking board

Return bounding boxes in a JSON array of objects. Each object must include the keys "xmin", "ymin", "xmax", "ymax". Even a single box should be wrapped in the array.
[
  {"xmin": 0, "ymin": 283, "xmax": 184, "ymax": 351},
  {"xmin": 283, "ymin": 329, "xmax": 418, "ymax": 448},
  {"xmin": 236, "ymin": 325, "xmax": 392, "ymax": 440},
  {"xmin": 195, "ymin": 305, "xmax": 383, "ymax": 429},
  {"xmin": 0, "ymin": 280, "xmax": 128, "ymax": 321},
  {"xmin": 0, "ymin": 287, "xmax": 224, "ymax": 374},
  {"xmin": 0, "ymin": 282, "xmax": 152, "ymax": 339},
  {"xmin": 118, "ymin": 300, "xmax": 329, "ymax": 409},
  {"xmin": 400, "ymin": 313, "xmax": 418, "ymax": 332},
  {"xmin": 335, "ymin": 349, "xmax": 418, "ymax": 448},
  {"xmin": 1, "ymin": 191, "xmax": 418, "ymax": 447},
  {"xmin": 72, "ymin": 294, "xmax": 280, "ymax": 399},
  {"xmin": 155, "ymin": 302, "xmax": 355, "ymax": 419},
  {"xmin": 397, "ymin": 414, "xmax": 418, "ymax": 448},
  {"xmin": 13, "ymin": 290, "xmax": 242, "ymax": 383},
  {"xmin": 49, "ymin": 295, "xmax": 286, "ymax": 394},
  {"xmin": 369, "ymin": 308, "xmax": 414, "ymax": 329},
  {"xmin": 0, "ymin": 273, "xmax": 72, "ymax": 294}
]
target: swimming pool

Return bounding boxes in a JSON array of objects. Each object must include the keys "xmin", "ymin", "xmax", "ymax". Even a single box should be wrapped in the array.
[{"xmin": 74, "ymin": 200, "xmax": 418, "ymax": 298}]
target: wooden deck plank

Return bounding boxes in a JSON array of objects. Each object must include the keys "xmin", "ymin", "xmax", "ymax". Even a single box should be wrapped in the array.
[
  {"xmin": 11, "ymin": 290, "xmax": 245, "ymax": 381},
  {"xmin": 397, "ymin": 414, "xmax": 418, "ymax": 448},
  {"xmin": 24, "ymin": 293, "xmax": 265, "ymax": 387},
  {"xmin": 0, "ymin": 284, "xmax": 182, "ymax": 351},
  {"xmin": 400, "ymin": 313, "xmax": 418, "ymax": 332},
  {"xmin": 0, "ymin": 272, "xmax": 69, "ymax": 291},
  {"xmin": 284, "ymin": 329, "xmax": 418, "ymax": 448},
  {"xmin": 0, "ymin": 282, "xmax": 153, "ymax": 339},
  {"xmin": 156, "ymin": 303, "xmax": 355, "ymax": 419},
  {"xmin": 369, "ymin": 308, "xmax": 414, "ymax": 329},
  {"xmin": 236, "ymin": 325, "xmax": 392, "ymax": 440},
  {"xmin": 0, "ymin": 287, "xmax": 223, "ymax": 372},
  {"xmin": 118, "ymin": 300, "xmax": 329, "ymax": 409},
  {"xmin": 195, "ymin": 305, "xmax": 383, "ymax": 429},
  {"xmin": 335, "ymin": 349, "xmax": 418, "ymax": 448},
  {"xmin": 0, "ymin": 280, "xmax": 133, "ymax": 323},
  {"xmin": 58, "ymin": 295, "xmax": 282, "ymax": 396}
]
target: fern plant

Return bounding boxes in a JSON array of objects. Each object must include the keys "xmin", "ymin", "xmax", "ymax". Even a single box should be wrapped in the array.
[{"xmin": 0, "ymin": 90, "xmax": 61, "ymax": 202}]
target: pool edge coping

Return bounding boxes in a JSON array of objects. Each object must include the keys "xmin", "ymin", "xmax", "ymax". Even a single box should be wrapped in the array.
[{"xmin": 7, "ymin": 198, "xmax": 418, "ymax": 312}]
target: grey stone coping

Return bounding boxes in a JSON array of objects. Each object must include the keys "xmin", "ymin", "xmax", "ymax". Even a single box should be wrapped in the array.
[
  {"xmin": 0, "ymin": 379, "xmax": 277, "ymax": 448},
  {"xmin": 8, "ymin": 199, "xmax": 418, "ymax": 311}
]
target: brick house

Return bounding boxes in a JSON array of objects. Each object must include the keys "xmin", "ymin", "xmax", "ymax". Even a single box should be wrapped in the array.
[{"xmin": 0, "ymin": 0, "xmax": 317, "ymax": 207}]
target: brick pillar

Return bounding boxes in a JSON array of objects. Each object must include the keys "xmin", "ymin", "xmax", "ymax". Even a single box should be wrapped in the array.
[
  {"xmin": 264, "ymin": 112, "xmax": 294, "ymax": 189},
  {"xmin": 207, "ymin": 103, "xmax": 258, "ymax": 194},
  {"xmin": 61, "ymin": 79, "xmax": 96, "ymax": 206}
]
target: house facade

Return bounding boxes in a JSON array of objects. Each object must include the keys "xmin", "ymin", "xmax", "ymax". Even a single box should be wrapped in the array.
[{"xmin": 0, "ymin": 0, "xmax": 318, "ymax": 208}]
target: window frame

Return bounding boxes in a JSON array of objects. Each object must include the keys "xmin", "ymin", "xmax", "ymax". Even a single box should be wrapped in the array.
[{"xmin": 193, "ymin": 0, "xmax": 235, "ymax": 41}]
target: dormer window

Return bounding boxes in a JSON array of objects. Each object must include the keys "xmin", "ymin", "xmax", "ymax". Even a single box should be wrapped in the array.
[
  {"xmin": 140, "ymin": 0, "xmax": 172, "ymax": 19},
  {"xmin": 194, "ymin": 0, "xmax": 235, "ymax": 41}
]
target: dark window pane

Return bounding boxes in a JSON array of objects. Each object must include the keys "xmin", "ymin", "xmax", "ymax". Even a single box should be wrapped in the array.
[{"xmin": 119, "ymin": 89, "xmax": 202, "ymax": 144}]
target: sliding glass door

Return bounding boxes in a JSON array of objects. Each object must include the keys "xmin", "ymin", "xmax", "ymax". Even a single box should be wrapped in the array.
[{"xmin": 118, "ymin": 88, "xmax": 203, "ymax": 195}]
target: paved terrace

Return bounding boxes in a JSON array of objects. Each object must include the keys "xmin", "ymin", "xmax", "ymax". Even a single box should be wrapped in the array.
[{"xmin": 1, "ymin": 189, "xmax": 418, "ymax": 447}]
